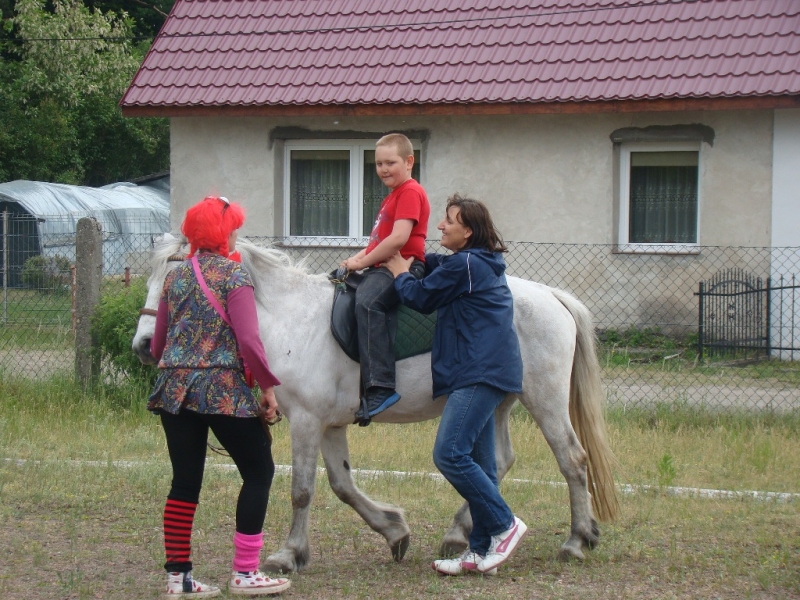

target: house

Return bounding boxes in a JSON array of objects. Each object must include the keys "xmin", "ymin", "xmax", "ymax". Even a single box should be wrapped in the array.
[{"xmin": 120, "ymin": 0, "xmax": 800, "ymax": 343}]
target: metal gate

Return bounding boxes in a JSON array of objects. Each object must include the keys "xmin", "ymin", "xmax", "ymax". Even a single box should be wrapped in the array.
[{"xmin": 697, "ymin": 269, "xmax": 799, "ymax": 360}]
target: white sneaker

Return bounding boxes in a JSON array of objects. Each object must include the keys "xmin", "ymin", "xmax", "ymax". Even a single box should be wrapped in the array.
[
  {"xmin": 164, "ymin": 571, "xmax": 220, "ymax": 598},
  {"xmin": 432, "ymin": 549, "xmax": 498, "ymax": 576},
  {"xmin": 229, "ymin": 570, "xmax": 291, "ymax": 596},
  {"xmin": 478, "ymin": 516, "xmax": 528, "ymax": 572}
]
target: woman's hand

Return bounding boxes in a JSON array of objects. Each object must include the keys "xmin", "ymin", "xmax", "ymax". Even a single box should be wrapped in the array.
[
  {"xmin": 384, "ymin": 253, "xmax": 413, "ymax": 278},
  {"xmin": 259, "ymin": 386, "xmax": 281, "ymax": 424}
]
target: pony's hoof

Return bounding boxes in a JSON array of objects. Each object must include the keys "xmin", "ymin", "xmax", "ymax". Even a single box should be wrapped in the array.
[
  {"xmin": 439, "ymin": 538, "xmax": 469, "ymax": 558},
  {"xmin": 558, "ymin": 542, "xmax": 586, "ymax": 562},
  {"xmin": 391, "ymin": 534, "xmax": 410, "ymax": 561},
  {"xmin": 261, "ymin": 548, "xmax": 303, "ymax": 574}
]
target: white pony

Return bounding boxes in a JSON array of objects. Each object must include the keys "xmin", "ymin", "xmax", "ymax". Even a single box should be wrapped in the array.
[{"xmin": 132, "ymin": 234, "xmax": 618, "ymax": 574}]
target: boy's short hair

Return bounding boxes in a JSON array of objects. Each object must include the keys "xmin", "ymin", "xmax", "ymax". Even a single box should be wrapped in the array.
[{"xmin": 376, "ymin": 133, "xmax": 413, "ymax": 159}]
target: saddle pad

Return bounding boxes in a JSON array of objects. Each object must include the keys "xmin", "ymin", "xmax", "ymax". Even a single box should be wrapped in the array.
[
  {"xmin": 395, "ymin": 305, "xmax": 437, "ymax": 361},
  {"xmin": 330, "ymin": 280, "xmax": 436, "ymax": 362}
]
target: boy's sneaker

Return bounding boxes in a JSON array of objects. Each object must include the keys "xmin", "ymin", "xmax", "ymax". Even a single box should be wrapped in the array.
[
  {"xmin": 477, "ymin": 516, "xmax": 528, "ymax": 573},
  {"xmin": 432, "ymin": 549, "xmax": 498, "ymax": 576},
  {"xmin": 354, "ymin": 387, "xmax": 401, "ymax": 424},
  {"xmin": 164, "ymin": 571, "xmax": 220, "ymax": 598},
  {"xmin": 229, "ymin": 570, "xmax": 291, "ymax": 596}
]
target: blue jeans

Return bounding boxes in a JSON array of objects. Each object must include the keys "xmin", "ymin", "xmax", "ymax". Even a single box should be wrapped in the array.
[{"xmin": 433, "ymin": 383, "xmax": 515, "ymax": 556}]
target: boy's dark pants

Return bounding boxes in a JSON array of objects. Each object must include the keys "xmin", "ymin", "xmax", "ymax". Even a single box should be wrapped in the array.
[
  {"xmin": 355, "ymin": 266, "xmax": 398, "ymax": 391},
  {"xmin": 355, "ymin": 262, "xmax": 425, "ymax": 393}
]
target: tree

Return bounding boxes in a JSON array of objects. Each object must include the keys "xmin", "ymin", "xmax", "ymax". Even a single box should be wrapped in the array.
[
  {"xmin": 0, "ymin": 0, "xmax": 169, "ymax": 185},
  {"xmin": 84, "ymin": 0, "xmax": 174, "ymax": 41}
]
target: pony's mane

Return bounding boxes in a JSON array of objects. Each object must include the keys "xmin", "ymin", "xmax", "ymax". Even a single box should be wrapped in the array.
[
  {"xmin": 235, "ymin": 240, "xmax": 329, "ymax": 297},
  {"xmin": 147, "ymin": 235, "xmax": 328, "ymax": 294},
  {"xmin": 147, "ymin": 234, "xmax": 187, "ymax": 287},
  {"xmin": 236, "ymin": 240, "xmax": 307, "ymax": 275}
]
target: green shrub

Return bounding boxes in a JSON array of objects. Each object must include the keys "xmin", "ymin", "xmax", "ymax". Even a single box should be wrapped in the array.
[
  {"xmin": 598, "ymin": 325, "xmax": 679, "ymax": 349},
  {"xmin": 91, "ymin": 278, "xmax": 156, "ymax": 383},
  {"xmin": 21, "ymin": 254, "xmax": 72, "ymax": 294}
]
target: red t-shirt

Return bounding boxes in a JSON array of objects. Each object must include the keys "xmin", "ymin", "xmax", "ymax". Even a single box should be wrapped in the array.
[{"xmin": 365, "ymin": 179, "xmax": 430, "ymax": 264}]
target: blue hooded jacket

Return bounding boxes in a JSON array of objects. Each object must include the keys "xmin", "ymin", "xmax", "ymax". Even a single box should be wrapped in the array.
[{"xmin": 394, "ymin": 248, "xmax": 523, "ymax": 398}]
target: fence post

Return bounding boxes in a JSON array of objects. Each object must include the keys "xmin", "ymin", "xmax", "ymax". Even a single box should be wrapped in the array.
[
  {"xmin": 2, "ymin": 210, "xmax": 7, "ymax": 324},
  {"xmin": 765, "ymin": 277, "xmax": 772, "ymax": 357},
  {"xmin": 697, "ymin": 281, "xmax": 704, "ymax": 361},
  {"xmin": 75, "ymin": 217, "xmax": 102, "ymax": 386}
]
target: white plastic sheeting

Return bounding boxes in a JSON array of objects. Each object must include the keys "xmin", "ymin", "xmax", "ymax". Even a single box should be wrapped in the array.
[{"xmin": 0, "ymin": 178, "xmax": 170, "ymax": 281}]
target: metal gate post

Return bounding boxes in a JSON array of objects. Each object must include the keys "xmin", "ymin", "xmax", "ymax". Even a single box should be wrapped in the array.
[
  {"xmin": 697, "ymin": 281, "xmax": 704, "ymax": 361},
  {"xmin": 765, "ymin": 277, "xmax": 772, "ymax": 357}
]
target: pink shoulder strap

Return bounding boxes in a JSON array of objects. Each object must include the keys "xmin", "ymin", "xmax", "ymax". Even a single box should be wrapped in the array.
[{"xmin": 191, "ymin": 255, "xmax": 232, "ymax": 326}]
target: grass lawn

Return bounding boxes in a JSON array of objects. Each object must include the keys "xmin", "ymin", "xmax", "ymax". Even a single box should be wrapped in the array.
[{"xmin": 0, "ymin": 375, "xmax": 798, "ymax": 599}]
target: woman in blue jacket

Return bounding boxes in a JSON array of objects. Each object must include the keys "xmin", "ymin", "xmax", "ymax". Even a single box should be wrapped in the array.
[{"xmin": 385, "ymin": 194, "xmax": 527, "ymax": 577}]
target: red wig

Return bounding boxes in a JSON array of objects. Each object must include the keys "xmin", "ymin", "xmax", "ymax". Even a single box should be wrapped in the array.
[{"xmin": 181, "ymin": 196, "xmax": 245, "ymax": 258}]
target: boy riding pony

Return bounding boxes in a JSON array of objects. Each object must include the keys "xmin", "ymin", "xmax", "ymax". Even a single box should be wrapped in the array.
[{"xmin": 340, "ymin": 133, "xmax": 430, "ymax": 425}]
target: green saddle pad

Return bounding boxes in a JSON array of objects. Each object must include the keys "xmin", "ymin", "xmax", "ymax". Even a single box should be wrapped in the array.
[
  {"xmin": 395, "ymin": 304, "xmax": 436, "ymax": 360},
  {"xmin": 330, "ymin": 277, "xmax": 436, "ymax": 362}
]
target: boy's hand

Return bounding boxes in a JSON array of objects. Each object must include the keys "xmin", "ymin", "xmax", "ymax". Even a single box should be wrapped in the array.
[
  {"xmin": 384, "ymin": 253, "xmax": 413, "ymax": 278},
  {"xmin": 340, "ymin": 257, "xmax": 361, "ymax": 271}
]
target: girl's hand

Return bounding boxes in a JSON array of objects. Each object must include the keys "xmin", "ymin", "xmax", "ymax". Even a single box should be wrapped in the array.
[{"xmin": 259, "ymin": 386, "xmax": 282, "ymax": 424}]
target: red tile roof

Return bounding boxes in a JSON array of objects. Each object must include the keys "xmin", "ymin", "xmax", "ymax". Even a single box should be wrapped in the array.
[{"xmin": 121, "ymin": 0, "xmax": 800, "ymax": 115}]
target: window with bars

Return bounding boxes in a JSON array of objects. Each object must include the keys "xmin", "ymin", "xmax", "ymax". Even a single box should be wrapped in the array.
[
  {"xmin": 618, "ymin": 143, "xmax": 700, "ymax": 251},
  {"xmin": 284, "ymin": 141, "xmax": 420, "ymax": 241}
]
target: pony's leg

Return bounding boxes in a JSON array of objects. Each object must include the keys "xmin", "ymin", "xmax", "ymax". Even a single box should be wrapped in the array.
[
  {"xmin": 261, "ymin": 414, "xmax": 323, "ymax": 574},
  {"xmin": 527, "ymin": 399, "xmax": 599, "ymax": 561},
  {"xmin": 438, "ymin": 395, "xmax": 517, "ymax": 557},
  {"xmin": 319, "ymin": 425, "xmax": 411, "ymax": 561}
]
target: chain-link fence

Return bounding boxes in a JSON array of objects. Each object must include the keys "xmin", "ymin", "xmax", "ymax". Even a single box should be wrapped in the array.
[{"xmin": 2, "ymin": 219, "xmax": 798, "ymax": 413}]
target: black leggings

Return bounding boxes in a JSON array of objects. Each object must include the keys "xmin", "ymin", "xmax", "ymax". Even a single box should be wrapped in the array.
[{"xmin": 160, "ymin": 409, "xmax": 275, "ymax": 534}]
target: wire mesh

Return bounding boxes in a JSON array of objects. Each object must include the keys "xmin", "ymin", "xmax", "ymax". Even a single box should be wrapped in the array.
[{"xmin": 1, "ymin": 221, "xmax": 798, "ymax": 413}]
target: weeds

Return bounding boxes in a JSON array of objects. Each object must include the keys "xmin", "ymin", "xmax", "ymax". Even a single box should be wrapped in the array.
[
  {"xmin": 656, "ymin": 453, "xmax": 677, "ymax": 488},
  {"xmin": 0, "ymin": 375, "xmax": 798, "ymax": 599}
]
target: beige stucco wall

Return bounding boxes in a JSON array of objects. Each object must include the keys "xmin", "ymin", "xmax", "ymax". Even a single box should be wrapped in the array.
[
  {"xmin": 169, "ymin": 110, "xmax": 774, "ymax": 246},
  {"xmin": 169, "ymin": 117, "xmax": 275, "ymax": 234},
  {"xmin": 167, "ymin": 110, "xmax": 781, "ymax": 334}
]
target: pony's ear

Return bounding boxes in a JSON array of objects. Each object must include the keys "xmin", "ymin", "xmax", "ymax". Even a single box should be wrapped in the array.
[{"xmin": 163, "ymin": 232, "xmax": 176, "ymax": 242}]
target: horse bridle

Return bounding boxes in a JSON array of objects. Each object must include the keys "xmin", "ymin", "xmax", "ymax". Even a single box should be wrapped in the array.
[{"xmin": 138, "ymin": 254, "xmax": 186, "ymax": 317}]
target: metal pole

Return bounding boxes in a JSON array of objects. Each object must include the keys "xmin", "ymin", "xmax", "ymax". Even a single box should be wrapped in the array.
[
  {"xmin": 71, "ymin": 264, "xmax": 77, "ymax": 336},
  {"xmin": 765, "ymin": 276, "xmax": 771, "ymax": 358},
  {"xmin": 3, "ymin": 210, "xmax": 8, "ymax": 324},
  {"xmin": 697, "ymin": 281, "xmax": 704, "ymax": 361}
]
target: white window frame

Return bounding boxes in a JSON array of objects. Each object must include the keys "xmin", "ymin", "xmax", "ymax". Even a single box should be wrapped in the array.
[
  {"xmin": 617, "ymin": 141, "xmax": 702, "ymax": 255},
  {"xmin": 282, "ymin": 139, "xmax": 421, "ymax": 246}
]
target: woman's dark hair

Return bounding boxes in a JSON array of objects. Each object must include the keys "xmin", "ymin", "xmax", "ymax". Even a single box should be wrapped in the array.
[{"xmin": 446, "ymin": 194, "xmax": 507, "ymax": 253}]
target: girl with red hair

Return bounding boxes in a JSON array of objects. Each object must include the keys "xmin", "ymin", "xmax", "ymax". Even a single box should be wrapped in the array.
[{"xmin": 148, "ymin": 196, "xmax": 290, "ymax": 597}]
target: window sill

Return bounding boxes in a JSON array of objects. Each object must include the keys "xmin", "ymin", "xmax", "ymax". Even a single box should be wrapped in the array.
[
  {"xmin": 613, "ymin": 243, "xmax": 700, "ymax": 255},
  {"xmin": 274, "ymin": 236, "xmax": 368, "ymax": 249}
]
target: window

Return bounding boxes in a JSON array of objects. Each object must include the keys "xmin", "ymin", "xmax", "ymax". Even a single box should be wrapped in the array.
[
  {"xmin": 618, "ymin": 142, "xmax": 700, "ymax": 252},
  {"xmin": 283, "ymin": 140, "xmax": 420, "ymax": 241}
]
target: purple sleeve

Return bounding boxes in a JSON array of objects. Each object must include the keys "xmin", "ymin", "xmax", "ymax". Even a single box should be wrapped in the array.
[
  {"xmin": 228, "ymin": 286, "xmax": 281, "ymax": 389},
  {"xmin": 150, "ymin": 298, "xmax": 169, "ymax": 361}
]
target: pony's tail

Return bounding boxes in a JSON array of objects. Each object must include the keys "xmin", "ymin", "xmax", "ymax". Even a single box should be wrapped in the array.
[{"xmin": 553, "ymin": 289, "xmax": 620, "ymax": 522}]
